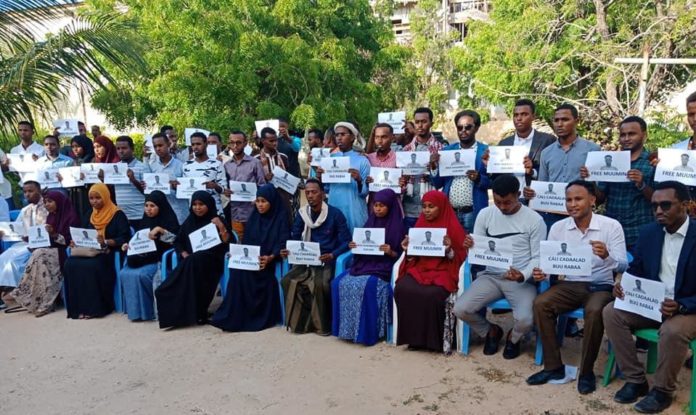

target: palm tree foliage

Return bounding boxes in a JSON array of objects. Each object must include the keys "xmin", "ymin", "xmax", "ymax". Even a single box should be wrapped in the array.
[{"xmin": 0, "ymin": 0, "xmax": 144, "ymax": 133}]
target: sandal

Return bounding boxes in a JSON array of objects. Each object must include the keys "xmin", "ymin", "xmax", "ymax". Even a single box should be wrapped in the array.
[{"xmin": 4, "ymin": 306, "xmax": 27, "ymax": 314}]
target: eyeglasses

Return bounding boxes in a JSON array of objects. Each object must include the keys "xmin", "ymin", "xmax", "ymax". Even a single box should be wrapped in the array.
[
  {"xmin": 651, "ymin": 201, "xmax": 673, "ymax": 212},
  {"xmin": 456, "ymin": 124, "xmax": 475, "ymax": 132}
]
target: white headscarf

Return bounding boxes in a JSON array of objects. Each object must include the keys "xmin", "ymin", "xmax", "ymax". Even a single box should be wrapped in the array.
[{"xmin": 334, "ymin": 121, "xmax": 365, "ymax": 152}]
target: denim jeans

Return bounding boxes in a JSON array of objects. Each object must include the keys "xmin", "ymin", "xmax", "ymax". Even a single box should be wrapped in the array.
[{"xmin": 455, "ymin": 210, "xmax": 475, "ymax": 234}]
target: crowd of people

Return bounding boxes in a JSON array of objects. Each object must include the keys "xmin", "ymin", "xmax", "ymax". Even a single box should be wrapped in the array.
[{"xmin": 1, "ymin": 94, "xmax": 696, "ymax": 414}]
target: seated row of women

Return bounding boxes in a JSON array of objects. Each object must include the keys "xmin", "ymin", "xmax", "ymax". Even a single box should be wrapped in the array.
[{"xmin": 4, "ymin": 182, "xmax": 466, "ymax": 354}]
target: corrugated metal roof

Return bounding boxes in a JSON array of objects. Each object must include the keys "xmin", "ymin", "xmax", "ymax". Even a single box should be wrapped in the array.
[{"xmin": 0, "ymin": 0, "xmax": 82, "ymax": 13}]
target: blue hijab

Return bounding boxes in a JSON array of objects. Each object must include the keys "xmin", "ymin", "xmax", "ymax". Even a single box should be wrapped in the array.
[{"xmin": 243, "ymin": 184, "xmax": 290, "ymax": 255}]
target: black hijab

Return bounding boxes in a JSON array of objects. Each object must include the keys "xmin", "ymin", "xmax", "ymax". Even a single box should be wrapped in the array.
[
  {"xmin": 140, "ymin": 190, "xmax": 180, "ymax": 234},
  {"xmin": 243, "ymin": 184, "xmax": 290, "ymax": 255},
  {"xmin": 71, "ymin": 134, "xmax": 94, "ymax": 163},
  {"xmin": 175, "ymin": 191, "xmax": 221, "ymax": 254}
]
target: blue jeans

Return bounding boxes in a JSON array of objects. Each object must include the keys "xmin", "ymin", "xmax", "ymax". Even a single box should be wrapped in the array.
[
  {"xmin": 403, "ymin": 216, "xmax": 418, "ymax": 231},
  {"xmin": 455, "ymin": 210, "xmax": 475, "ymax": 234}
]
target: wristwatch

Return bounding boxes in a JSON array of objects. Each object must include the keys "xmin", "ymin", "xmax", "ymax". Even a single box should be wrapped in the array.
[{"xmin": 678, "ymin": 303, "xmax": 688, "ymax": 315}]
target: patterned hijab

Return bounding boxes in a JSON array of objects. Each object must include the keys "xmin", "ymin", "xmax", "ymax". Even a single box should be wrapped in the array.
[{"xmin": 89, "ymin": 183, "xmax": 121, "ymax": 237}]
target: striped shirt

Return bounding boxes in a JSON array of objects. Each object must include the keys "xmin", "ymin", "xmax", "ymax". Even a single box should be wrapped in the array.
[
  {"xmin": 183, "ymin": 158, "xmax": 225, "ymax": 214},
  {"xmin": 115, "ymin": 158, "xmax": 146, "ymax": 221}
]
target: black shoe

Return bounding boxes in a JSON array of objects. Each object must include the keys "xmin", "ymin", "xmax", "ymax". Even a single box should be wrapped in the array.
[
  {"xmin": 502, "ymin": 330, "xmax": 521, "ymax": 360},
  {"xmin": 526, "ymin": 367, "xmax": 565, "ymax": 385},
  {"xmin": 634, "ymin": 389, "xmax": 673, "ymax": 413},
  {"xmin": 0, "ymin": 298, "xmax": 6, "ymax": 310},
  {"xmin": 483, "ymin": 324, "xmax": 503, "ymax": 355},
  {"xmin": 614, "ymin": 381, "xmax": 649, "ymax": 404},
  {"xmin": 577, "ymin": 373, "xmax": 596, "ymax": 395},
  {"xmin": 565, "ymin": 319, "xmax": 581, "ymax": 337},
  {"xmin": 491, "ymin": 308, "xmax": 511, "ymax": 315}
]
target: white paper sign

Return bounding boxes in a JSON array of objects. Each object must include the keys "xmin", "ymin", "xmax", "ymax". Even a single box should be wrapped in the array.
[
  {"xmin": 59, "ymin": 166, "xmax": 84, "ymax": 188},
  {"xmin": 80, "ymin": 163, "xmax": 101, "ymax": 184},
  {"xmin": 585, "ymin": 151, "xmax": 630, "ymax": 182},
  {"xmin": 614, "ymin": 272, "xmax": 665, "ymax": 322},
  {"xmin": 7, "ymin": 154, "xmax": 38, "ymax": 173},
  {"xmin": 487, "ymin": 146, "xmax": 526, "ymax": 174},
  {"xmin": 228, "ymin": 244, "xmax": 261, "ymax": 271},
  {"xmin": 176, "ymin": 176, "xmax": 208, "ymax": 199},
  {"xmin": 184, "ymin": 128, "xmax": 211, "ymax": 147},
  {"xmin": 439, "ymin": 149, "xmax": 476, "ymax": 177},
  {"xmin": 528, "ymin": 181, "xmax": 568, "ymax": 214},
  {"xmin": 352, "ymin": 228, "xmax": 386, "ymax": 256},
  {"xmin": 0, "ymin": 221, "xmax": 25, "ymax": 241},
  {"xmin": 70, "ymin": 227, "xmax": 101, "ymax": 249},
  {"xmin": 255, "ymin": 119, "xmax": 280, "ymax": 137},
  {"xmin": 396, "ymin": 151, "xmax": 430, "ymax": 176},
  {"xmin": 207, "ymin": 144, "xmax": 219, "ymax": 159},
  {"xmin": 143, "ymin": 173, "xmax": 171, "ymax": 195},
  {"xmin": 189, "ymin": 223, "xmax": 221, "ymax": 253},
  {"xmin": 229, "ymin": 181, "xmax": 257, "ymax": 202},
  {"xmin": 369, "ymin": 167, "xmax": 402, "ymax": 194},
  {"xmin": 102, "ymin": 163, "xmax": 129, "ymax": 184},
  {"xmin": 407, "ymin": 228, "xmax": 446, "ymax": 257},
  {"xmin": 37, "ymin": 168, "xmax": 61, "ymax": 189},
  {"xmin": 286, "ymin": 240, "xmax": 322, "ymax": 266},
  {"xmin": 144, "ymin": 134, "xmax": 154, "ymax": 152},
  {"xmin": 310, "ymin": 148, "xmax": 331, "ymax": 167},
  {"xmin": 319, "ymin": 157, "xmax": 351, "ymax": 183},
  {"xmin": 27, "ymin": 225, "xmax": 50, "ymax": 249},
  {"xmin": 469, "ymin": 235, "xmax": 513, "ymax": 268},
  {"xmin": 539, "ymin": 241, "xmax": 593, "ymax": 276},
  {"xmin": 378, "ymin": 111, "xmax": 406, "ymax": 134},
  {"xmin": 655, "ymin": 148, "xmax": 696, "ymax": 186},
  {"xmin": 127, "ymin": 229, "xmax": 157, "ymax": 256},
  {"xmin": 270, "ymin": 166, "xmax": 300, "ymax": 194},
  {"xmin": 53, "ymin": 119, "xmax": 79, "ymax": 136}
]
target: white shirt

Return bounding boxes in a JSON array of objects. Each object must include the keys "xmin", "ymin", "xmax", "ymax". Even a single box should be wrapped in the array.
[
  {"xmin": 547, "ymin": 213, "xmax": 628, "ymax": 284},
  {"xmin": 671, "ymin": 138, "xmax": 693, "ymax": 150},
  {"xmin": 658, "ymin": 218, "xmax": 689, "ymax": 296},
  {"xmin": 11, "ymin": 141, "xmax": 44, "ymax": 156},
  {"xmin": 514, "ymin": 129, "xmax": 535, "ymax": 148}
]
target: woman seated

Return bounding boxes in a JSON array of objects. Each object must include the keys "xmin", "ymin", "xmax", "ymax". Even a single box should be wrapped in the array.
[
  {"xmin": 212, "ymin": 184, "xmax": 289, "ymax": 332},
  {"xmin": 155, "ymin": 191, "xmax": 229, "ymax": 328},
  {"xmin": 120, "ymin": 191, "xmax": 179, "ymax": 321},
  {"xmin": 10, "ymin": 191, "xmax": 80, "ymax": 316},
  {"xmin": 63, "ymin": 183, "xmax": 130, "ymax": 319},
  {"xmin": 331, "ymin": 188, "xmax": 405, "ymax": 345},
  {"xmin": 394, "ymin": 190, "xmax": 467, "ymax": 353}
]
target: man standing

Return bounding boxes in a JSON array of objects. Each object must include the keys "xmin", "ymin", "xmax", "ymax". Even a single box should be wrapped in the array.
[
  {"xmin": 255, "ymin": 127, "xmax": 293, "ymax": 219},
  {"xmin": 317, "ymin": 122, "xmax": 370, "ymax": 233},
  {"xmin": 160, "ymin": 125, "xmax": 190, "ymax": 164},
  {"xmin": 498, "ymin": 99, "xmax": 556, "ymax": 186},
  {"xmin": 400, "ymin": 107, "xmax": 445, "ymax": 229},
  {"xmin": 182, "ymin": 132, "xmax": 226, "ymax": 215},
  {"xmin": 115, "ymin": 136, "xmax": 146, "ymax": 228},
  {"xmin": 526, "ymin": 180, "xmax": 627, "ymax": 394},
  {"xmin": 366, "ymin": 123, "xmax": 397, "ymax": 169},
  {"xmin": 454, "ymin": 175, "xmax": 546, "ymax": 359},
  {"xmin": 277, "ymin": 118, "xmax": 302, "ymax": 178},
  {"xmin": 580, "ymin": 116, "xmax": 654, "ymax": 250},
  {"xmin": 144, "ymin": 133, "xmax": 186, "ymax": 223},
  {"xmin": 432, "ymin": 110, "xmax": 490, "ymax": 232},
  {"xmin": 306, "ymin": 128, "xmax": 324, "ymax": 178},
  {"xmin": 602, "ymin": 181, "xmax": 696, "ymax": 413},
  {"xmin": 524, "ymin": 103, "xmax": 600, "ymax": 229},
  {"xmin": 280, "ymin": 179, "xmax": 351, "ymax": 334},
  {"xmin": 11, "ymin": 121, "xmax": 44, "ymax": 157},
  {"xmin": 223, "ymin": 130, "xmax": 266, "ymax": 241},
  {"xmin": 91, "ymin": 125, "xmax": 102, "ymax": 139},
  {"xmin": 38, "ymin": 135, "xmax": 73, "ymax": 169}
]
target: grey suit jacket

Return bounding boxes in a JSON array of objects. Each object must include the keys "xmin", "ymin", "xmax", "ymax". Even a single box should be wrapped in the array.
[{"xmin": 498, "ymin": 130, "xmax": 556, "ymax": 173}]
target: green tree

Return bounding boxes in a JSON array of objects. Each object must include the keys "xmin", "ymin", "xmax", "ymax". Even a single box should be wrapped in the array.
[
  {"xmin": 0, "ymin": 0, "xmax": 145, "ymax": 133},
  {"xmin": 89, "ymin": 0, "xmax": 400, "ymax": 135},
  {"xmin": 452, "ymin": 0, "xmax": 696, "ymax": 142}
]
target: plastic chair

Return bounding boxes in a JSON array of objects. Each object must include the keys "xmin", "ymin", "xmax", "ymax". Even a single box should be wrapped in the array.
[
  {"xmin": 388, "ymin": 253, "xmax": 467, "ymax": 349},
  {"xmin": 459, "ymin": 259, "xmax": 544, "ymax": 365},
  {"xmin": 276, "ymin": 258, "xmax": 290, "ymax": 325},
  {"xmin": 602, "ymin": 328, "xmax": 696, "ymax": 415},
  {"xmin": 334, "ymin": 251, "xmax": 353, "ymax": 276},
  {"xmin": 9, "ymin": 209, "xmax": 20, "ymax": 221},
  {"xmin": 62, "ymin": 247, "xmax": 123, "ymax": 313}
]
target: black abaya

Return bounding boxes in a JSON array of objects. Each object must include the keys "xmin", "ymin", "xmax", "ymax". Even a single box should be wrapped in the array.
[{"xmin": 394, "ymin": 273, "xmax": 449, "ymax": 351}]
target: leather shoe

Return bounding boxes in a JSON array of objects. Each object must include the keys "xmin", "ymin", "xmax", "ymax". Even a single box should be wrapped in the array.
[
  {"xmin": 614, "ymin": 381, "xmax": 649, "ymax": 404},
  {"xmin": 634, "ymin": 389, "xmax": 673, "ymax": 413},
  {"xmin": 483, "ymin": 324, "xmax": 503, "ymax": 355},
  {"xmin": 526, "ymin": 367, "xmax": 565, "ymax": 385},
  {"xmin": 577, "ymin": 373, "xmax": 596, "ymax": 395},
  {"xmin": 502, "ymin": 330, "xmax": 520, "ymax": 360}
]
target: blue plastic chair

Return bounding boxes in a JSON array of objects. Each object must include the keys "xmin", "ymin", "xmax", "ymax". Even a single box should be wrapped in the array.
[
  {"xmin": 276, "ymin": 258, "xmax": 290, "ymax": 324},
  {"xmin": 334, "ymin": 251, "xmax": 353, "ymax": 276},
  {"xmin": 160, "ymin": 247, "xmax": 229, "ymax": 299},
  {"xmin": 63, "ymin": 247, "xmax": 124, "ymax": 313},
  {"xmin": 459, "ymin": 259, "xmax": 544, "ymax": 365}
]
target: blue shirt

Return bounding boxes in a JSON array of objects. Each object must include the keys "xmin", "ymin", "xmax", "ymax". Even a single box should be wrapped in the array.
[
  {"xmin": 539, "ymin": 137, "xmax": 600, "ymax": 182},
  {"xmin": 145, "ymin": 156, "xmax": 187, "ymax": 224},
  {"xmin": 290, "ymin": 205, "xmax": 351, "ymax": 258},
  {"xmin": 324, "ymin": 150, "xmax": 370, "ymax": 233},
  {"xmin": 115, "ymin": 158, "xmax": 146, "ymax": 221}
]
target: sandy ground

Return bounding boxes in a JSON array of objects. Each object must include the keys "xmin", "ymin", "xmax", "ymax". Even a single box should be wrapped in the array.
[{"xmin": 1, "ymin": 302, "xmax": 691, "ymax": 415}]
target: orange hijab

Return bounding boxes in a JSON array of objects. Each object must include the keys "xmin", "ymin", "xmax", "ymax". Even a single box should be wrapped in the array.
[{"xmin": 89, "ymin": 183, "xmax": 120, "ymax": 237}]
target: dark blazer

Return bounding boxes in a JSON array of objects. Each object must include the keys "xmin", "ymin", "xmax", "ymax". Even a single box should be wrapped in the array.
[
  {"xmin": 498, "ymin": 129, "xmax": 556, "ymax": 174},
  {"xmin": 628, "ymin": 219, "xmax": 696, "ymax": 314}
]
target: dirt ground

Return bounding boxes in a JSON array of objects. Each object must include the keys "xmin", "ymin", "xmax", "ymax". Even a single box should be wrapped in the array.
[{"xmin": 1, "ymin": 304, "xmax": 691, "ymax": 415}]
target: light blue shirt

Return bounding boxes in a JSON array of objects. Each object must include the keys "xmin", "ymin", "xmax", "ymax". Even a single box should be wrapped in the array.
[
  {"xmin": 145, "ymin": 156, "xmax": 187, "ymax": 224},
  {"xmin": 325, "ymin": 150, "xmax": 370, "ymax": 233},
  {"xmin": 539, "ymin": 136, "xmax": 600, "ymax": 183},
  {"xmin": 38, "ymin": 154, "xmax": 73, "ymax": 169},
  {"xmin": 115, "ymin": 158, "xmax": 146, "ymax": 221}
]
